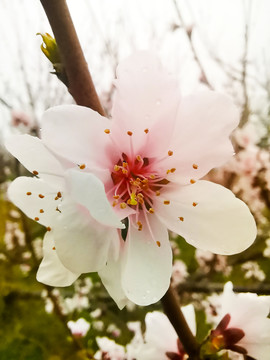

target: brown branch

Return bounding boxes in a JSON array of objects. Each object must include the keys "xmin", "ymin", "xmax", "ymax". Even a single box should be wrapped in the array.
[
  {"xmin": 39, "ymin": 0, "xmax": 105, "ymax": 115},
  {"xmin": 161, "ymin": 285, "xmax": 201, "ymax": 359}
]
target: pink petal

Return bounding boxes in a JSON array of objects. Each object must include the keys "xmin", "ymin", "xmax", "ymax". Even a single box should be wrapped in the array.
[
  {"xmin": 111, "ymin": 52, "xmax": 181, "ymax": 158},
  {"xmin": 5, "ymin": 134, "xmax": 65, "ymax": 187},
  {"xmin": 66, "ymin": 169, "xmax": 124, "ymax": 228},
  {"xmin": 121, "ymin": 214, "xmax": 172, "ymax": 305},
  {"xmin": 41, "ymin": 105, "xmax": 118, "ymax": 171},
  {"xmin": 155, "ymin": 181, "xmax": 256, "ymax": 255},
  {"xmin": 7, "ymin": 176, "xmax": 63, "ymax": 227},
  {"xmin": 52, "ymin": 199, "xmax": 118, "ymax": 273},
  {"xmin": 37, "ymin": 232, "xmax": 80, "ymax": 286},
  {"xmin": 163, "ymin": 91, "xmax": 240, "ymax": 184}
]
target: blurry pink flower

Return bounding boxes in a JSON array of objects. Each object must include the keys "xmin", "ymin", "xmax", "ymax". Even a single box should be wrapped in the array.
[
  {"xmin": 208, "ymin": 282, "xmax": 270, "ymax": 359},
  {"xmin": 136, "ymin": 306, "xmax": 196, "ymax": 360},
  {"xmin": 6, "ymin": 52, "xmax": 256, "ymax": 307},
  {"xmin": 67, "ymin": 318, "xmax": 90, "ymax": 337}
]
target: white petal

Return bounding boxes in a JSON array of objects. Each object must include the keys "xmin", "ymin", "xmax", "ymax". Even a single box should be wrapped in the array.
[
  {"xmin": 5, "ymin": 134, "xmax": 65, "ymax": 187},
  {"xmin": 121, "ymin": 214, "xmax": 172, "ymax": 305},
  {"xmin": 7, "ymin": 177, "xmax": 63, "ymax": 227},
  {"xmin": 53, "ymin": 199, "xmax": 118, "ymax": 274},
  {"xmin": 155, "ymin": 181, "xmax": 256, "ymax": 255},
  {"xmin": 165, "ymin": 91, "xmax": 239, "ymax": 184},
  {"xmin": 41, "ymin": 105, "xmax": 118, "ymax": 170},
  {"xmin": 99, "ymin": 258, "xmax": 129, "ymax": 310},
  {"xmin": 37, "ymin": 232, "xmax": 80, "ymax": 286},
  {"xmin": 66, "ymin": 169, "xmax": 124, "ymax": 229},
  {"xmin": 111, "ymin": 51, "xmax": 181, "ymax": 158}
]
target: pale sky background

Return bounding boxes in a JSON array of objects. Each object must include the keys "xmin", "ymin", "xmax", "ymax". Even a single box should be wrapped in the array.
[{"xmin": 0, "ymin": 0, "xmax": 269, "ymax": 139}]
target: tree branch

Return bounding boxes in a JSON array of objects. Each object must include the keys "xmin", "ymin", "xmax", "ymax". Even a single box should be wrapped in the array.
[
  {"xmin": 39, "ymin": 0, "xmax": 105, "ymax": 115},
  {"xmin": 161, "ymin": 285, "xmax": 201, "ymax": 359}
]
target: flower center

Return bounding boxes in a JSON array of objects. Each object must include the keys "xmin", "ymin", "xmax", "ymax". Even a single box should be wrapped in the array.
[{"xmin": 110, "ymin": 153, "xmax": 168, "ymax": 212}]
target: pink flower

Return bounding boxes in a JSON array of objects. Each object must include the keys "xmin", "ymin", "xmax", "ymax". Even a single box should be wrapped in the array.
[
  {"xmin": 207, "ymin": 282, "xmax": 270, "ymax": 359},
  {"xmin": 5, "ymin": 52, "xmax": 256, "ymax": 307}
]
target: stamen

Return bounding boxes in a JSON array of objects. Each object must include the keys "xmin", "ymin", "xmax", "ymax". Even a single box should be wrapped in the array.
[
  {"xmin": 156, "ymin": 241, "xmax": 161, "ymax": 247},
  {"xmin": 34, "ymin": 217, "xmax": 39, "ymax": 221},
  {"xmin": 26, "ymin": 192, "xmax": 32, "ymax": 196},
  {"xmin": 32, "ymin": 170, "xmax": 39, "ymax": 175},
  {"xmin": 104, "ymin": 129, "xmax": 110, "ymax": 134},
  {"xmin": 127, "ymin": 131, "xmax": 133, "ymax": 136},
  {"xmin": 39, "ymin": 209, "xmax": 44, "ymax": 213},
  {"xmin": 179, "ymin": 217, "xmax": 184, "ymax": 221},
  {"xmin": 79, "ymin": 164, "xmax": 86, "ymax": 169},
  {"xmin": 39, "ymin": 194, "xmax": 44, "ymax": 199},
  {"xmin": 164, "ymin": 200, "xmax": 170, "ymax": 205},
  {"xmin": 192, "ymin": 202, "xmax": 198, "ymax": 207},
  {"xmin": 144, "ymin": 128, "xmax": 149, "ymax": 134},
  {"xmin": 193, "ymin": 164, "xmax": 198, "ymax": 169},
  {"xmin": 47, "ymin": 227, "xmax": 52, "ymax": 231},
  {"xmin": 168, "ymin": 150, "xmax": 173, "ymax": 156},
  {"xmin": 120, "ymin": 202, "xmax": 127, "ymax": 209},
  {"xmin": 190, "ymin": 179, "xmax": 196, "ymax": 184},
  {"xmin": 137, "ymin": 221, "xmax": 143, "ymax": 231},
  {"xmin": 149, "ymin": 208, "xmax": 154, "ymax": 214}
]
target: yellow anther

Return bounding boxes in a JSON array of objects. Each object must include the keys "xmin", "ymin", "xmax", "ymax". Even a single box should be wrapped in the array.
[
  {"xmin": 79, "ymin": 164, "xmax": 86, "ymax": 170},
  {"xmin": 192, "ymin": 202, "xmax": 198, "ymax": 207},
  {"xmin": 120, "ymin": 202, "xmax": 127, "ymax": 209},
  {"xmin": 156, "ymin": 191, "xmax": 160, "ymax": 196},
  {"xmin": 164, "ymin": 200, "xmax": 170, "ymax": 205},
  {"xmin": 26, "ymin": 192, "xmax": 32, "ymax": 196},
  {"xmin": 33, "ymin": 170, "xmax": 39, "ymax": 175},
  {"xmin": 156, "ymin": 241, "xmax": 161, "ymax": 247},
  {"xmin": 137, "ymin": 221, "xmax": 143, "ymax": 231},
  {"xmin": 104, "ymin": 129, "xmax": 110, "ymax": 134},
  {"xmin": 193, "ymin": 164, "xmax": 198, "ymax": 169},
  {"xmin": 40, "ymin": 209, "xmax": 44, "ymax": 213},
  {"xmin": 127, "ymin": 131, "xmax": 133, "ymax": 136},
  {"xmin": 168, "ymin": 150, "xmax": 173, "ymax": 156},
  {"xmin": 149, "ymin": 174, "xmax": 155, "ymax": 179},
  {"xmin": 114, "ymin": 165, "xmax": 120, "ymax": 171},
  {"xmin": 35, "ymin": 217, "xmax": 39, "ymax": 221},
  {"xmin": 39, "ymin": 194, "xmax": 44, "ymax": 199},
  {"xmin": 149, "ymin": 208, "xmax": 155, "ymax": 214},
  {"xmin": 47, "ymin": 226, "xmax": 52, "ymax": 231},
  {"xmin": 171, "ymin": 168, "xmax": 176, "ymax": 173},
  {"xmin": 113, "ymin": 195, "xmax": 119, "ymax": 199},
  {"xmin": 129, "ymin": 193, "xmax": 138, "ymax": 206},
  {"xmin": 144, "ymin": 128, "xmax": 149, "ymax": 134},
  {"xmin": 190, "ymin": 179, "xmax": 196, "ymax": 184},
  {"xmin": 179, "ymin": 217, "xmax": 184, "ymax": 222}
]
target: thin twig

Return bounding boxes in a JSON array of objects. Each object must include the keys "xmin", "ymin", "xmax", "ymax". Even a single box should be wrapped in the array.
[
  {"xmin": 40, "ymin": 0, "xmax": 105, "ymax": 115},
  {"xmin": 172, "ymin": 0, "xmax": 213, "ymax": 90}
]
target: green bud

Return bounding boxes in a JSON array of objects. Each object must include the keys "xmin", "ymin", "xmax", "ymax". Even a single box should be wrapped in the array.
[{"xmin": 37, "ymin": 32, "xmax": 61, "ymax": 65}]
